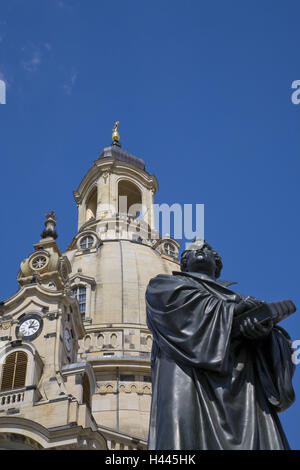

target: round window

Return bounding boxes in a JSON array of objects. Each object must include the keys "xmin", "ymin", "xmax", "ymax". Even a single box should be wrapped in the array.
[
  {"xmin": 80, "ymin": 236, "xmax": 94, "ymax": 250},
  {"xmin": 30, "ymin": 255, "xmax": 49, "ymax": 271},
  {"xmin": 164, "ymin": 243, "xmax": 175, "ymax": 257}
]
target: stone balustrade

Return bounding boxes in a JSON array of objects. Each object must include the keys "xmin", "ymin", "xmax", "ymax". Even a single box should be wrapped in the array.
[{"xmin": 0, "ymin": 388, "xmax": 26, "ymax": 408}]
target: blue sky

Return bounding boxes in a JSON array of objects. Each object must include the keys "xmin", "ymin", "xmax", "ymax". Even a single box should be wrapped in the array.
[{"xmin": 0, "ymin": 0, "xmax": 300, "ymax": 448}]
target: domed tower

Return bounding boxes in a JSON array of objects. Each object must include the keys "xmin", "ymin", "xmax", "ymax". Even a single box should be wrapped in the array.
[{"xmin": 64, "ymin": 123, "xmax": 180, "ymax": 448}]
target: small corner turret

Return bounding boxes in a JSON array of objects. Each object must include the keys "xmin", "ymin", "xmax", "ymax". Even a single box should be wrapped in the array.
[{"xmin": 17, "ymin": 211, "xmax": 70, "ymax": 291}]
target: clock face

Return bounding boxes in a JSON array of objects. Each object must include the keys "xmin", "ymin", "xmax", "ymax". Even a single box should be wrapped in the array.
[
  {"xmin": 64, "ymin": 328, "xmax": 72, "ymax": 353},
  {"xmin": 18, "ymin": 315, "xmax": 42, "ymax": 339}
]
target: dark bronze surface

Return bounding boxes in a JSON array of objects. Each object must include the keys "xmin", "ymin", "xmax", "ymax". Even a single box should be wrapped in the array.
[{"xmin": 146, "ymin": 242, "xmax": 296, "ymax": 450}]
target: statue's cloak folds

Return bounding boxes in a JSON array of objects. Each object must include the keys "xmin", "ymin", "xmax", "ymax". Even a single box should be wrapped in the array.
[{"xmin": 146, "ymin": 272, "xmax": 295, "ymax": 450}]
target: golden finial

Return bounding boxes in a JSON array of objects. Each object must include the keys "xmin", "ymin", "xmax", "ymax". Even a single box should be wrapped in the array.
[{"xmin": 112, "ymin": 121, "xmax": 120, "ymax": 143}]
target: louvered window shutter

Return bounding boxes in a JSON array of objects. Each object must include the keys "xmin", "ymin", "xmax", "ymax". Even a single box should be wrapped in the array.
[{"xmin": 0, "ymin": 351, "xmax": 28, "ymax": 391}]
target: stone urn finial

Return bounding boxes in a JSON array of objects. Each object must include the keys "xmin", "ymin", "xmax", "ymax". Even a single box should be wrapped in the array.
[{"xmin": 41, "ymin": 211, "xmax": 58, "ymax": 240}]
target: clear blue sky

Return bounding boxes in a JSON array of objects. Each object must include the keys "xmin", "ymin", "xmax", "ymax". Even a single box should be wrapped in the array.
[{"xmin": 0, "ymin": 0, "xmax": 299, "ymax": 449}]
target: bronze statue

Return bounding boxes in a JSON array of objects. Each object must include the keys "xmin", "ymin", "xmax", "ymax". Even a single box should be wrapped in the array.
[{"xmin": 146, "ymin": 239, "xmax": 296, "ymax": 450}]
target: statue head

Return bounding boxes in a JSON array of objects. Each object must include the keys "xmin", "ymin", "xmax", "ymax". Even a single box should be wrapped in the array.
[{"xmin": 180, "ymin": 239, "xmax": 223, "ymax": 279}]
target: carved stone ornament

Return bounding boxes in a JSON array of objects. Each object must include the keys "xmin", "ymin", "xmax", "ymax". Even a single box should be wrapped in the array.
[
  {"xmin": 63, "ymin": 280, "xmax": 73, "ymax": 297},
  {"xmin": 102, "ymin": 171, "xmax": 110, "ymax": 184}
]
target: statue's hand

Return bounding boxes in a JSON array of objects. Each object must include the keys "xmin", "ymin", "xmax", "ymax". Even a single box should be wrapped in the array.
[
  {"xmin": 234, "ymin": 296, "xmax": 263, "ymax": 316},
  {"xmin": 240, "ymin": 317, "xmax": 273, "ymax": 340}
]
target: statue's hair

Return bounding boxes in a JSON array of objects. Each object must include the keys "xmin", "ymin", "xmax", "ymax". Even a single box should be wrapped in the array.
[{"xmin": 180, "ymin": 241, "xmax": 223, "ymax": 279}]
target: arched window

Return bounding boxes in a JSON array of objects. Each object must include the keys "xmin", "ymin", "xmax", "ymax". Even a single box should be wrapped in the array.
[
  {"xmin": 0, "ymin": 351, "xmax": 28, "ymax": 391},
  {"xmin": 72, "ymin": 286, "xmax": 86, "ymax": 320},
  {"xmin": 164, "ymin": 243, "xmax": 175, "ymax": 257},
  {"xmin": 85, "ymin": 188, "xmax": 97, "ymax": 222},
  {"xmin": 82, "ymin": 373, "xmax": 91, "ymax": 409},
  {"xmin": 118, "ymin": 180, "xmax": 142, "ymax": 218}
]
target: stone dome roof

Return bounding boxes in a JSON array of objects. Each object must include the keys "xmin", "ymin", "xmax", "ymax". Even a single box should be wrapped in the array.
[{"xmin": 98, "ymin": 143, "xmax": 145, "ymax": 171}]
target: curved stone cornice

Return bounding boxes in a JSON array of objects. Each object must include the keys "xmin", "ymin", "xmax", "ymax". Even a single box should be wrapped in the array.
[
  {"xmin": 86, "ymin": 356, "xmax": 151, "ymax": 371},
  {"xmin": 0, "ymin": 417, "xmax": 107, "ymax": 449},
  {"xmin": 69, "ymin": 273, "xmax": 96, "ymax": 288},
  {"xmin": 1, "ymin": 284, "xmax": 79, "ymax": 314},
  {"xmin": 152, "ymin": 237, "xmax": 181, "ymax": 250},
  {"xmin": 0, "ymin": 342, "xmax": 44, "ymax": 370}
]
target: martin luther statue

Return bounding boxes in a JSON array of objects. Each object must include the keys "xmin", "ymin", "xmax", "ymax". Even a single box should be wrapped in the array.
[{"xmin": 146, "ymin": 239, "xmax": 296, "ymax": 450}]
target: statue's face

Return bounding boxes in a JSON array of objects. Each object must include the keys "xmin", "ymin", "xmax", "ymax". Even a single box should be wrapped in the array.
[{"xmin": 185, "ymin": 246, "xmax": 216, "ymax": 277}]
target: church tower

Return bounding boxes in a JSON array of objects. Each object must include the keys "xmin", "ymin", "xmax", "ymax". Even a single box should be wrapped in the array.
[
  {"xmin": 64, "ymin": 123, "xmax": 180, "ymax": 449},
  {"xmin": 0, "ymin": 213, "xmax": 106, "ymax": 449},
  {"xmin": 0, "ymin": 124, "xmax": 180, "ymax": 450}
]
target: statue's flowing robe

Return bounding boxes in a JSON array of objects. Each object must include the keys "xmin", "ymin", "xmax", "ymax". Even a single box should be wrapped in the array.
[{"xmin": 146, "ymin": 272, "xmax": 295, "ymax": 450}]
